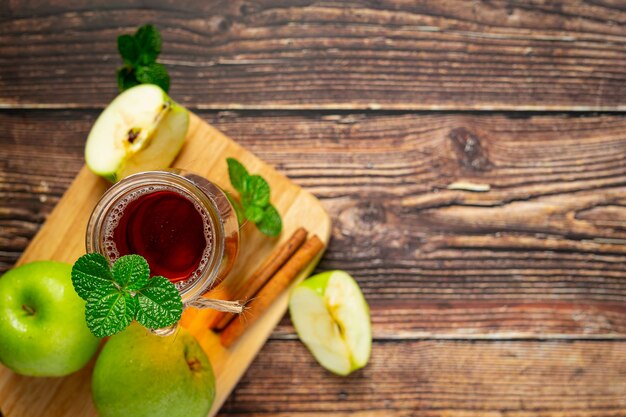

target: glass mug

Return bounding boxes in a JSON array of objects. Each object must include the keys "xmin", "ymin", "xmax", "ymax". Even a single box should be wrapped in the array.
[{"xmin": 86, "ymin": 170, "xmax": 240, "ymax": 332}]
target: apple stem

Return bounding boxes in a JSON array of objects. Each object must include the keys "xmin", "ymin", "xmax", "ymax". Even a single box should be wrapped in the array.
[
  {"xmin": 186, "ymin": 357, "xmax": 201, "ymax": 372},
  {"xmin": 22, "ymin": 304, "xmax": 36, "ymax": 316}
]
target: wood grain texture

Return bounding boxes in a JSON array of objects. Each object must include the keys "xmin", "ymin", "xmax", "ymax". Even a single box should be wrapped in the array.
[
  {"xmin": 215, "ymin": 339, "xmax": 626, "ymax": 416},
  {"xmin": 2, "ymin": 339, "xmax": 624, "ymax": 416},
  {"xmin": 2, "ymin": 0, "xmax": 626, "ymax": 110},
  {"xmin": 2, "ymin": 110, "xmax": 626, "ymax": 339},
  {"xmin": 3, "ymin": 1, "xmax": 626, "ymax": 414},
  {"xmin": 0, "ymin": 113, "xmax": 332, "ymax": 417}
]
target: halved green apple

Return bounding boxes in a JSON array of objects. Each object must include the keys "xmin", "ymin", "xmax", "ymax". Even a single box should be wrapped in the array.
[
  {"xmin": 289, "ymin": 270, "xmax": 371, "ymax": 376},
  {"xmin": 85, "ymin": 84, "xmax": 189, "ymax": 182}
]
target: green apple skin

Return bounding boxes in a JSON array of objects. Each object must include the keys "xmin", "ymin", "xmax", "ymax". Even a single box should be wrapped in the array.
[
  {"xmin": 289, "ymin": 270, "xmax": 372, "ymax": 376},
  {"xmin": 0, "ymin": 261, "xmax": 100, "ymax": 377},
  {"xmin": 85, "ymin": 84, "xmax": 189, "ymax": 182},
  {"xmin": 92, "ymin": 323, "xmax": 215, "ymax": 417}
]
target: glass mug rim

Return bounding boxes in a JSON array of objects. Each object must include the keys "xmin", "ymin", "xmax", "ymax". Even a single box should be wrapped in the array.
[{"xmin": 86, "ymin": 169, "xmax": 239, "ymax": 305}]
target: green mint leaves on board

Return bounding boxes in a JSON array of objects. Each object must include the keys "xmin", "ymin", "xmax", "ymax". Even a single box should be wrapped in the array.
[
  {"xmin": 117, "ymin": 24, "xmax": 170, "ymax": 93},
  {"xmin": 71, "ymin": 253, "xmax": 183, "ymax": 337},
  {"xmin": 227, "ymin": 158, "xmax": 283, "ymax": 237}
]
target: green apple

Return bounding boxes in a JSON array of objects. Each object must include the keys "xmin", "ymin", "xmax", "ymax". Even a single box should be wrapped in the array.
[
  {"xmin": 85, "ymin": 84, "xmax": 189, "ymax": 182},
  {"xmin": 92, "ymin": 323, "xmax": 215, "ymax": 417},
  {"xmin": 0, "ymin": 261, "xmax": 100, "ymax": 376},
  {"xmin": 289, "ymin": 270, "xmax": 371, "ymax": 376}
]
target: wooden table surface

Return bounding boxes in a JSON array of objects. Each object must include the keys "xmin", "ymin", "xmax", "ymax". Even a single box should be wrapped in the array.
[{"xmin": 1, "ymin": 1, "xmax": 625, "ymax": 416}]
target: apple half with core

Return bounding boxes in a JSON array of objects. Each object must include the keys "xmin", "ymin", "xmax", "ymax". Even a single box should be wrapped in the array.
[
  {"xmin": 85, "ymin": 84, "xmax": 189, "ymax": 182},
  {"xmin": 92, "ymin": 323, "xmax": 215, "ymax": 417},
  {"xmin": 0, "ymin": 261, "xmax": 100, "ymax": 376},
  {"xmin": 289, "ymin": 270, "xmax": 371, "ymax": 376}
]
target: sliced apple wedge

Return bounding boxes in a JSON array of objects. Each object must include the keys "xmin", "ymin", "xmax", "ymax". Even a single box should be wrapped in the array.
[
  {"xmin": 289, "ymin": 270, "xmax": 371, "ymax": 376},
  {"xmin": 85, "ymin": 84, "xmax": 189, "ymax": 182}
]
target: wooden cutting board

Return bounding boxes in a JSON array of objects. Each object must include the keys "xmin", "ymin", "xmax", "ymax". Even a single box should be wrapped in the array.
[{"xmin": 0, "ymin": 113, "xmax": 331, "ymax": 417}]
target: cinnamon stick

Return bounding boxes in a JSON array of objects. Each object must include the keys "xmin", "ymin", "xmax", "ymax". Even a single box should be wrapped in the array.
[
  {"xmin": 209, "ymin": 227, "xmax": 308, "ymax": 330},
  {"xmin": 220, "ymin": 235, "xmax": 325, "ymax": 347}
]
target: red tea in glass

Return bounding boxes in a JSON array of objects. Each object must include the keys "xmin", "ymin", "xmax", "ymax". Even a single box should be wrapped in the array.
[{"xmin": 108, "ymin": 188, "xmax": 212, "ymax": 283}]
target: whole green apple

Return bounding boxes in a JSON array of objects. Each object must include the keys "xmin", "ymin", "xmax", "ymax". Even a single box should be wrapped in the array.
[
  {"xmin": 0, "ymin": 261, "xmax": 100, "ymax": 376},
  {"xmin": 92, "ymin": 323, "xmax": 215, "ymax": 417}
]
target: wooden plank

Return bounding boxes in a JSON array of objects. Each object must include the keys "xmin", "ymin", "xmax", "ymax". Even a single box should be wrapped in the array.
[
  {"xmin": 1, "ymin": 1, "xmax": 626, "ymax": 110},
  {"xmin": 4, "ymin": 340, "xmax": 624, "ymax": 416},
  {"xmin": 214, "ymin": 339, "xmax": 626, "ymax": 416},
  {"xmin": 0, "ymin": 113, "xmax": 332, "ymax": 417},
  {"xmin": 1, "ymin": 110, "xmax": 626, "ymax": 338}
]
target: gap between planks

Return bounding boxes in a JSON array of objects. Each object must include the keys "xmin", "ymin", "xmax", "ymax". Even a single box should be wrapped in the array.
[
  {"xmin": 269, "ymin": 334, "xmax": 626, "ymax": 341},
  {"xmin": 4, "ymin": 103, "xmax": 626, "ymax": 113}
]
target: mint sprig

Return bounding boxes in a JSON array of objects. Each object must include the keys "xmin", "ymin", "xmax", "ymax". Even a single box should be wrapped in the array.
[
  {"xmin": 71, "ymin": 253, "xmax": 183, "ymax": 337},
  {"xmin": 227, "ymin": 158, "xmax": 282, "ymax": 237},
  {"xmin": 116, "ymin": 24, "xmax": 170, "ymax": 93}
]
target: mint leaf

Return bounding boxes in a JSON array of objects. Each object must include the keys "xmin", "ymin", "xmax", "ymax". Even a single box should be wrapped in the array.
[
  {"xmin": 226, "ymin": 158, "xmax": 282, "ymax": 237},
  {"xmin": 85, "ymin": 286, "xmax": 136, "ymax": 338},
  {"xmin": 71, "ymin": 253, "xmax": 114, "ymax": 300},
  {"xmin": 116, "ymin": 67, "xmax": 139, "ymax": 92},
  {"xmin": 244, "ymin": 204, "xmax": 265, "ymax": 223},
  {"xmin": 256, "ymin": 204, "xmax": 282, "ymax": 236},
  {"xmin": 227, "ymin": 158, "xmax": 249, "ymax": 193},
  {"xmin": 117, "ymin": 34, "xmax": 140, "ymax": 66},
  {"xmin": 111, "ymin": 254, "xmax": 150, "ymax": 290},
  {"xmin": 135, "ymin": 24, "xmax": 161, "ymax": 64},
  {"xmin": 243, "ymin": 175, "xmax": 270, "ymax": 208},
  {"xmin": 72, "ymin": 252, "xmax": 183, "ymax": 337},
  {"xmin": 136, "ymin": 63, "xmax": 170, "ymax": 93},
  {"xmin": 135, "ymin": 276, "xmax": 183, "ymax": 329},
  {"xmin": 116, "ymin": 24, "xmax": 170, "ymax": 93}
]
